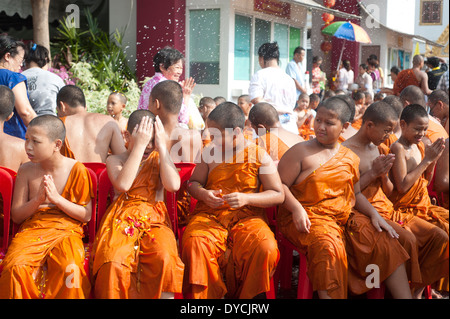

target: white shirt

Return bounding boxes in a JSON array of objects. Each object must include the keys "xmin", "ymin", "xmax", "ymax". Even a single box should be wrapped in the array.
[
  {"xmin": 338, "ymin": 68, "xmax": 354, "ymax": 91},
  {"xmin": 249, "ymin": 67, "xmax": 297, "ymax": 115}
]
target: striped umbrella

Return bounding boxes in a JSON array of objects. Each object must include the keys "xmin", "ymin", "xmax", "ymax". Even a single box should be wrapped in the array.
[{"xmin": 322, "ymin": 21, "xmax": 372, "ymax": 71}]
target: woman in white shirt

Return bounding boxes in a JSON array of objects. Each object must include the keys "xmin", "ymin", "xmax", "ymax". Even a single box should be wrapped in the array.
[
  {"xmin": 356, "ymin": 63, "xmax": 373, "ymax": 98},
  {"xmin": 338, "ymin": 60, "xmax": 354, "ymax": 92},
  {"xmin": 249, "ymin": 42, "xmax": 298, "ymax": 134}
]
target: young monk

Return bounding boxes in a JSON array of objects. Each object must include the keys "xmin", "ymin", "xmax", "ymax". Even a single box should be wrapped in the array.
[
  {"xmin": 0, "ymin": 115, "xmax": 93, "ymax": 298},
  {"xmin": 382, "ymin": 95, "xmax": 403, "ymax": 148},
  {"xmin": 0, "ymin": 85, "xmax": 28, "ymax": 172},
  {"xmin": 277, "ymin": 96, "xmax": 412, "ymax": 299},
  {"xmin": 147, "ymin": 80, "xmax": 202, "ymax": 164},
  {"xmin": 56, "ymin": 85, "xmax": 127, "ymax": 162},
  {"xmin": 248, "ymin": 102, "xmax": 304, "ymax": 161},
  {"xmin": 183, "ymin": 102, "xmax": 284, "ymax": 299},
  {"xmin": 237, "ymin": 94, "xmax": 254, "ymax": 141},
  {"xmin": 389, "ymin": 104, "xmax": 449, "ymax": 298},
  {"xmin": 351, "ymin": 91, "xmax": 366, "ymax": 130},
  {"xmin": 91, "ymin": 110, "xmax": 184, "ymax": 299},
  {"xmin": 343, "ymin": 101, "xmax": 427, "ymax": 292},
  {"xmin": 295, "ymin": 93, "xmax": 315, "ymax": 140},
  {"xmin": 399, "ymin": 85, "xmax": 448, "ymax": 143},
  {"xmin": 106, "ymin": 91, "xmax": 128, "ymax": 137},
  {"xmin": 147, "ymin": 80, "xmax": 202, "ymax": 229}
]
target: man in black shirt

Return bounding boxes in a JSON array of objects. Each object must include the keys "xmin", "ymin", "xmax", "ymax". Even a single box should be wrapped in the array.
[{"xmin": 426, "ymin": 56, "xmax": 448, "ymax": 90}]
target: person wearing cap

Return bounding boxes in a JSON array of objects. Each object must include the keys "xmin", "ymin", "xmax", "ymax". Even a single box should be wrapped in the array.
[{"xmin": 426, "ymin": 56, "xmax": 448, "ymax": 90}]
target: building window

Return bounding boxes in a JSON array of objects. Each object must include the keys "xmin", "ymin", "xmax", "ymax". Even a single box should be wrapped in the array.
[
  {"xmin": 189, "ymin": 9, "xmax": 220, "ymax": 84},
  {"xmin": 234, "ymin": 15, "xmax": 252, "ymax": 81},
  {"xmin": 420, "ymin": 0, "xmax": 442, "ymax": 25},
  {"xmin": 233, "ymin": 14, "xmax": 303, "ymax": 81}
]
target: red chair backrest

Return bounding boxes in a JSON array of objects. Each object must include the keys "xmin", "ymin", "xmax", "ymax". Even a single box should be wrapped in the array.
[
  {"xmin": 97, "ymin": 168, "xmax": 115, "ymax": 230},
  {"xmin": 85, "ymin": 167, "xmax": 98, "ymax": 243},
  {"xmin": 166, "ymin": 162, "xmax": 196, "ymax": 236},
  {"xmin": 82, "ymin": 162, "xmax": 106, "ymax": 179},
  {"xmin": 0, "ymin": 167, "xmax": 15, "ymax": 254}
]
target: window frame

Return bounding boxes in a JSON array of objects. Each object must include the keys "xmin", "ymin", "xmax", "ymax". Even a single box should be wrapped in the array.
[{"xmin": 420, "ymin": 0, "xmax": 442, "ymax": 25}]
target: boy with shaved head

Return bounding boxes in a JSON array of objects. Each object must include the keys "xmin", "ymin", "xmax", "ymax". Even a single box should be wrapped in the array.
[
  {"xmin": 382, "ymin": 95, "xmax": 404, "ymax": 148},
  {"xmin": 0, "ymin": 115, "xmax": 94, "ymax": 298},
  {"xmin": 56, "ymin": 85, "xmax": 127, "ymax": 162},
  {"xmin": 183, "ymin": 102, "xmax": 284, "ymax": 299},
  {"xmin": 278, "ymin": 96, "xmax": 412, "ymax": 299},
  {"xmin": 91, "ymin": 109, "xmax": 184, "ymax": 299},
  {"xmin": 389, "ymin": 104, "xmax": 449, "ymax": 298},
  {"xmin": 248, "ymin": 102, "xmax": 303, "ymax": 161},
  {"xmin": 342, "ymin": 101, "xmax": 447, "ymax": 296}
]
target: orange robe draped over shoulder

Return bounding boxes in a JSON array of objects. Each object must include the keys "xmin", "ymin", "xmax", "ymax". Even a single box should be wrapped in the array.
[
  {"xmin": 181, "ymin": 143, "xmax": 279, "ymax": 299},
  {"xmin": 59, "ymin": 116, "xmax": 76, "ymax": 159},
  {"xmin": 260, "ymin": 131, "xmax": 290, "ymax": 161},
  {"xmin": 0, "ymin": 162, "xmax": 93, "ymax": 299},
  {"xmin": 91, "ymin": 151, "xmax": 184, "ymax": 299},
  {"xmin": 393, "ymin": 69, "xmax": 421, "ymax": 96},
  {"xmin": 277, "ymin": 146, "xmax": 409, "ymax": 298},
  {"xmin": 427, "ymin": 116, "xmax": 449, "ymax": 143},
  {"xmin": 389, "ymin": 142, "xmax": 449, "ymax": 286}
]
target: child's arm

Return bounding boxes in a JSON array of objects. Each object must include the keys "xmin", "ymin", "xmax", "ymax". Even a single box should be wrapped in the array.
[
  {"xmin": 109, "ymin": 119, "xmax": 128, "ymax": 155},
  {"xmin": 222, "ymin": 153, "xmax": 284, "ymax": 208},
  {"xmin": 186, "ymin": 153, "xmax": 225, "ymax": 209},
  {"xmin": 154, "ymin": 116, "xmax": 180, "ymax": 193},
  {"xmin": 43, "ymin": 175, "xmax": 92, "ymax": 223},
  {"xmin": 278, "ymin": 146, "xmax": 311, "ymax": 233},
  {"xmin": 391, "ymin": 138, "xmax": 445, "ymax": 194},
  {"xmin": 107, "ymin": 116, "xmax": 153, "ymax": 193},
  {"xmin": 359, "ymin": 154, "xmax": 395, "ymax": 196},
  {"xmin": 11, "ymin": 166, "xmax": 46, "ymax": 224},
  {"xmin": 353, "ymin": 181, "xmax": 399, "ymax": 239}
]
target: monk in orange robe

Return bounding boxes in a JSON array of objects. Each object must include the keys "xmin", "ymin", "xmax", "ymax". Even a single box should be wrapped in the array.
[
  {"xmin": 343, "ymin": 101, "xmax": 435, "ymax": 290},
  {"xmin": 389, "ymin": 104, "xmax": 449, "ymax": 297},
  {"xmin": 56, "ymin": 85, "xmax": 126, "ymax": 162},
  {"xmin": 248, "ymin": 102, "xmax": 303, "ymax": 161},
  {"xmin": 183, "ymin": 103, "xmax": 284, "ymax": 299},
  {"xmin": 382, "ymin": 95, "xmax": 403, "ymax": 149},
  {"xmin": 91, "ymin": 110, "xmax": 184, "ymax": 299},
  {"xmin": 393, "ymin": 55, "xmax": 432, "ymax": 96},
  {"xmin": 0, "ymin": 115, "xmax": 93, "ymax": 299},
  {"xmin": 278, "ymin": 97, "xmax": 412, "ymax": 299}
]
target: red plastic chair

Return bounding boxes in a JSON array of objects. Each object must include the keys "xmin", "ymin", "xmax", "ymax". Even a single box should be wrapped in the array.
[
  {"xmin": 0, "ymin": 167, "xmax": 16, "ymax": 264},
  {"xmin": 165, "ymin": 162, "xmax": 196, "ymax": 241},
  {"xmin": 97, "ymin": 168, "xmax": 115, "ymax": 230},
  {"xmin": 82, "ymin": 162, "xmax": 107, "ymax": 180}
]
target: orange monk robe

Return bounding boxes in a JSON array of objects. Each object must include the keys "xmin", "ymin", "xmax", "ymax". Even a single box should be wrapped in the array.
[
  {"xmin": 181, "ymin": 143, "xmax": 279, "ymax": 299},
  {"xmin": 59, "ymin": 117, "xmax": 76, "ymax": 159},
  {"xmin": 298, "ymin": 125, "xmax": 315, "ymax": 141},
  {"xmin": 259, "ymin": 131, "xmax": 290, "ymax": 161},
  {"xmin": 91, "ymin": 151, "xmax": 184, "ymax": 299},
  {"xmin": 393, "ymin": 69, "xmax": 421, "ymax": 96},
  {"xmin": 354, "ymin": 144, "xmax": 422, "ymax": 285},
  {"xmin": 382, "ymin": 133, "xmax": 399, "ymax": 149},
  {"xmin": 0, "ymin": 162, "xmax": 93, "ymax": 299},
  {"xmin": 389, "ymin": 142, "xmax": 449, "ymax": 287},
  {"xmin": 277, "ymin": 146, "xmax": 410, "ymax": 298},
  {"xmin": 351, "ymin": 118, "xmax": 363, "ymax": 130},
  {"xmin": 427, "ymin": 116, "xmax": 449, "ymax": 143}
]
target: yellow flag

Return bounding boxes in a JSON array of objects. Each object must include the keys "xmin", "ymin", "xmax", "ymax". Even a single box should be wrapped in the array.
[{"xmin": 414, "ymin": 42, "xmax": 420, "ymax": 56}]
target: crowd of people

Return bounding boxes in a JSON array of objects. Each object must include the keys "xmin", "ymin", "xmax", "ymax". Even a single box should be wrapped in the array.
[{"xmin": 0, "ymin": 33, "xmax": 448, "ymax": 300}]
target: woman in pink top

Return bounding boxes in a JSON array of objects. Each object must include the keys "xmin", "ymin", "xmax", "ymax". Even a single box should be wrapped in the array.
[{"xmin": 138, "ymin": 46, "xmax": 195, "ymax": 126}]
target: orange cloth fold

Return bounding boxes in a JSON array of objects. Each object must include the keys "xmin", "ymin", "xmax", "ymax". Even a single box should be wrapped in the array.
[
  {"xmin": 182, "ymin": 143, "xmax": 279, "ymax": 299},
  {"xmin": 91, "ymin": 151, "xmax": 184, "ymax": 298},
  {"xmin": 278, "ymin": 146, "xmax": 410, "ymax": 298},
  {"xmin": 0, "ymin": 162, "xmax": 93, "ymax": 299},
  {"xmin": 393, "ymin": 69, "xmax": 421, "ymax": 96},
  {"xmin": 59, "ymin": 116, "xmax": 76, "ymax": 159}
]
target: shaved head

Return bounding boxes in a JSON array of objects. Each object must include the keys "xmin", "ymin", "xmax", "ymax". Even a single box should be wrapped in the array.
[
  {"xmin": 0, "ymin": 85, "xmax": 14, "ymax": 121},
  {"xmin": 208, "ymin": 102, "xmax": 245, "ymax": 130},
  {"xmin": 248, "ymin": 102, "xmax": 279, "ymax": 128},
  {"xmin": 400, "ymin": 85, "xmax": 426, "ymax": 108},
  {"xmin": 28, "ymin": 115, "xmax": 66, "ymax": 142},
  {"xmin": 127, "ymin": 109, "xmax": 156, "ymax": 134},
  {"xmin": 317, "ymin": 96, "xmax": 352, "ymax": 124},
  {"xmin": 363, "ymin": 101, "xmax": 398, "ymax": 124}
]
